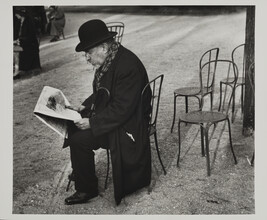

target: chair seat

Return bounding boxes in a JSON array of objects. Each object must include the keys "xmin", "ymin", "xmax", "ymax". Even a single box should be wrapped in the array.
[
  {"xmin": 221, "ymin": 77, "xmax": 245, "ymax": 85},
  {"xmin": 174, "ymin": 87, "xmax": 201, "ymax": 96},
  {"xmin": 180, "ymin": 111, "xmax": 227, "ymax": 124}
]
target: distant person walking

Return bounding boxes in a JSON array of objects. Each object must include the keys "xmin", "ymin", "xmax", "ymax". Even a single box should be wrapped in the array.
[
  {"xmin": 47, "ymin": 6, "xmax": 65, "ymax": 42},
  {"xmin": 13, "ymin": 7, "xmax": 41, "ymax": 79}
]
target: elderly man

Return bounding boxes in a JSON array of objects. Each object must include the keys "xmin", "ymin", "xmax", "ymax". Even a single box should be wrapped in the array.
[{"xmin": 64, "ymin": 19, "xmax": 152, "ymax": 205}]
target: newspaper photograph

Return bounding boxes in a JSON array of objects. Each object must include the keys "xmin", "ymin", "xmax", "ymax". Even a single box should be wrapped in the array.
[{"xmin": 33, "ymin": 86, "xmax": 81, "ymax": 137}]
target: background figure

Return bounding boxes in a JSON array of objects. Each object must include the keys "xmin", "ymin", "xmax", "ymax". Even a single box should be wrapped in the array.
[
  {"xmin": 47, "ymin": 6, "xmax": 65, "ymax": 42},
  {"xmin": 27, "ymin": 6, "xmax": 48, "ymax": 37},
  {"xmin": 13, "ymin": 12, "xmax": 22, "ymax": 78},
  {"xmin": 13, "ymin": 6, "xmax": 41, "ymax": 79}
]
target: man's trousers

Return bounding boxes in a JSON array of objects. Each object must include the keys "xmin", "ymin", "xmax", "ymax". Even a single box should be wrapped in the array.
[{"xmin": 68, "ymin": 128, "xmax": 108, "ymax": 193}]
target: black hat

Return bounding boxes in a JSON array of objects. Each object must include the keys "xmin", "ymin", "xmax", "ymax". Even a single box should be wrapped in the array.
[{"xmin": 75, "ymin": 19, "xmax": 117, "ymax": 52}]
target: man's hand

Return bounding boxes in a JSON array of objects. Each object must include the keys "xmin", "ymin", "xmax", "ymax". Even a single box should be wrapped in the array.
[
  {"xmin": 74, "ymin": 118, "xmax": 90, "ymax": 130},
  {"xmin": 66, "ymin": 105, "xmax": 86, "ymax": 113}
]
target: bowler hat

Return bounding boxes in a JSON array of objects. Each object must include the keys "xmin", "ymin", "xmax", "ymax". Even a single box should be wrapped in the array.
[{"xmin": 75, "ymin": 19, "xmax": 117, "ymax": 52}]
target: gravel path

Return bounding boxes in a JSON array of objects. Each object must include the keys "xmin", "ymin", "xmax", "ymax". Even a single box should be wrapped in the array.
[{"xmin": 11, "ymin": 10, "xmax": 255, "ymax": 215}]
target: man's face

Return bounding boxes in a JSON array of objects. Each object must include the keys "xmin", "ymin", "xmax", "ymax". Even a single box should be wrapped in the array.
[{"xmin": 84, "ymin": 44, "xmax": 107, "ymax": 68}]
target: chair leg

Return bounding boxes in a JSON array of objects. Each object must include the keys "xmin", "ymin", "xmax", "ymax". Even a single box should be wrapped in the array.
[
  {"xmin": 171, "ymin": 95, "xmax": 177, "ymax": 133},
  {"xmin": 196, "ymin": 96, "xmax": 201, "ymax": 110},
  {"xmin": 66, "ymin": 170, "xmax": 74, "ymax": 192},
  {"xmin": 227, "ymin": 118, "xmax": 237, "ymax": 164},
  {"xmin": 204, "ymin": 126, "xmax": 211, "ymax": 176},
  {"xmin": 104, "ymin": 149, "xmax": 110, "ymax": 189},
  {"xmin": 177, "ymin": 120, "xmax": 181, "ymax": 167},
  {"xmin": 184, "ymin": 96, "xmax": 189, "ymax": 126},
  {"xmin": 154, "ymin": 132, "xmax": 167, "ymax": 175},
  {"xmin": 218, "ymin": 82, "xmax": 223, "ymax": 111},
  {"xmin": 66, "ymin": 178, "xmax": 72, "ymax": 192},
  {"xmin": 210, "ymin": 92, "xmax": 213, "ymax": 111},
  {"xmin": 185, "ymin": 96, "xmax": 188, "ymax": 113},
  {"xmin": 200, "ymin": 124, "xmax": 205, "ymax": 156},
  {"xmin": 232, "ymin": 86, "xmax": 236, "ymax": 122}
]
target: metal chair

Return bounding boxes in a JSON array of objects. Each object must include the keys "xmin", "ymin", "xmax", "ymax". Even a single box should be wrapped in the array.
[
  {"xmin": 171, "ymin": 48, "xmax": 219, "ymax": 133},
  {"xmin": 218, "ymin": 44, "xmax": 246, "ymax": 117},
  {"xmin": 106, "ymin": 22, "xmax": 125, "ymax": 43},
  {"xmin": 177, "ymin": 60, "xmax": 238, "ymax": 176},
  {"xmin": 104, "ymin": 75, "xmax": 167, "ymax": 190},
  {"xmin": 247, "ymin": 63, "xmax": 255, "ymax": 166}
]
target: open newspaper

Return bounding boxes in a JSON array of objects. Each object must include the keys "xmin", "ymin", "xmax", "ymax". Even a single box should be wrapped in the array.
[{"xmin": 33, "ymin": 86, "xmax": 81, "ymax": 138}]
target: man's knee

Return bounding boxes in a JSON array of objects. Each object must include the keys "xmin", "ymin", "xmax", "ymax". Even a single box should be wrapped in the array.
[{"xmin": 69, "ymin": 131, "xmax": 88, "ymax": 149}]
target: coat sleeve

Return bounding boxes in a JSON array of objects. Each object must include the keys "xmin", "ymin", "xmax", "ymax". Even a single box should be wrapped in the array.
[
  {"xmin": 89, "ymin": 63, "xmax": 143, "ymax": 136},
  {"xmin": 82, "ymin": 94, "xmax": 94, "ymax": 107}
]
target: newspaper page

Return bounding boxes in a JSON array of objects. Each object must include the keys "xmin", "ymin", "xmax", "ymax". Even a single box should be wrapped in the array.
[{"xmin": 33, "ymin": 86, "xmax": 81, "ymax": 138}]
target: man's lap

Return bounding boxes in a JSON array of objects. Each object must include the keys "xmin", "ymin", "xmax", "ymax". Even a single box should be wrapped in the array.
[{"xmin": 69, "ymin": 128, "xmax": 108, "ymax": 150}]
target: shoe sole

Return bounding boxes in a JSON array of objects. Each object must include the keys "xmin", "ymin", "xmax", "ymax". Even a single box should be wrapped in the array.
[
  {"xmin": 64, "ymin": 194, "xmax": 98, "ymax": 205},
  {"xmin": 65, "ymin": 198, "xmax": 90, "ymax": 205}
]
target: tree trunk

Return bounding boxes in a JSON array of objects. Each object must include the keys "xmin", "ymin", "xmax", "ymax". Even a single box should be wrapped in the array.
[{"xmin": 243, "ymin": 6, "xmax": 255, "ymax": 136}]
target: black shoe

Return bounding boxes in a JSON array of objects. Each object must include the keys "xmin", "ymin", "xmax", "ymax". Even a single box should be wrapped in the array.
[
  {"xmin": 65, "ymin": 191, "xmax": 98, "ymax": 205},
  {"xmin": 50, "ymin": 37, "xmax": 55, "ymax": 42},
  {"xmin": 50, "ymin": 36, "xmax": 59, "ymax": 42}
]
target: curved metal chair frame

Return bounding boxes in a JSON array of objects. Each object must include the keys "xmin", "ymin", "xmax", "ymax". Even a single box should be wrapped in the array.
[
  {"xmin": 218, "ymin": 44, "xmax": 246, "ymax": 117},
  {"xmin": 106, "ymin": 22, "xmax": 125, "ymax": 44},
  {"xmin": 177, "ymin": 60, "xmax": 238, "ymax": 176},
  {"xmin": 171, "ymin": 48, "xmax": 219, "ymax": 133},
  {"xmin": 142, "ymin": 74, "xmax": 167, "ymax": 175}
]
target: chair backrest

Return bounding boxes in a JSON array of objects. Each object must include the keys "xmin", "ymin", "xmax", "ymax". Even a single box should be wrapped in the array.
[
  {"xmin": 106, "ymin": 22, "xmax": 125, "ymax": 43},
  {"xmin": 200, "ymin": 60, "xmax": 238, "ymax": 113},
  {"xmin": 199, "ymin": 48, "xmax": 219, "ymax": 90},
  {"xmin": 231, "ymin": 43, "xmax": 246, "ymax": 79},
  {"xmin": 141, "ymin": 75, "xmax": 164, "ymax": 130}
]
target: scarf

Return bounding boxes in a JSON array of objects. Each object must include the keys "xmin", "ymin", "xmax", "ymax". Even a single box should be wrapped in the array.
[{"xmin": 93, "ymin": 42, "xmax": 119, "ymax": 91}]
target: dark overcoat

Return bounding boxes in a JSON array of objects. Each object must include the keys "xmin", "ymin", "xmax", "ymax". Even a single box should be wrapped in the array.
[
  {"xmin": 14, "ymin": 15, "xmax": 41, "ymax": 71},
  {"xmin": 83, "ymin": 45, "xmax": 152, "ymax": 205}
]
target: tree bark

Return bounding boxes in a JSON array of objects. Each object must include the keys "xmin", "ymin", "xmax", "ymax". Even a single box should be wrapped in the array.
[{"xmin": 243, "ymin": 6, "xmax": 255, "ymax": 136}]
